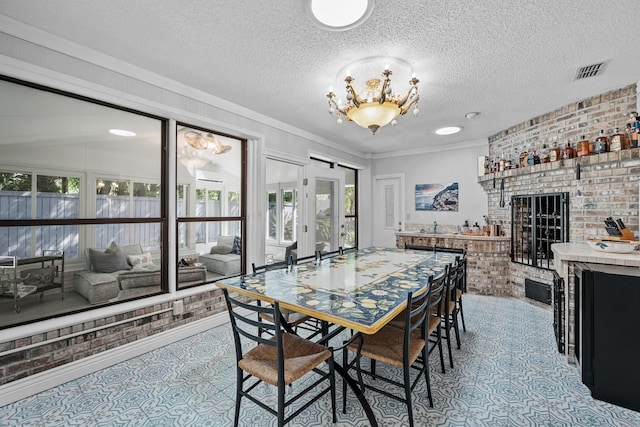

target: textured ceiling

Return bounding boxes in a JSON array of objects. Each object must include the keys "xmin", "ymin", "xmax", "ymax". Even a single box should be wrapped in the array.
[{"xmin": 1, "ymin": 0, "xmax": 639, "ymax": 156}]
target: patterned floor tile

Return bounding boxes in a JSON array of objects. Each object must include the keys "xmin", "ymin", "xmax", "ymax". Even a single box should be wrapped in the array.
[{"xmin": 4, "ymin": 294, "xmax": 640, "ymax": 426}]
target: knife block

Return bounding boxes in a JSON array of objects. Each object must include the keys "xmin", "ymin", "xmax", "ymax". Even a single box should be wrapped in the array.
[{"xmin": 607, "ymin": 228, "xmax": 635, "ymax": 241}]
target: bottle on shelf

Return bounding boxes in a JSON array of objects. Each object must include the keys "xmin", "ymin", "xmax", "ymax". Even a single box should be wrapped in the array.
[
  {"xmin": 562, "ymin": 142, "xmax": 575, "ymax": 159},
  {"xmin": 519, "ymin": 148, "xmax": 528, "ymax": 168},
  {"xmin": 549, "ymin": 142, "xmax": 562, "ymax": 162},
  {"xmin": 609, "ymin": 127, "xmax": 630, "ymax": 151},
  {"xmin": 511, "ymin": 147, "xmax": 519, "ymax": 169},
  {"xmin": 630, "ymin": 111, "xmax": 640, "ymax": 148},
  {"xmin": 594, "ymin": 129, "xmax": 609, "ymax": 153},
  {"xmin": 577, "ymin": 135, "xmax": 590, "ymax": 157},
  {"xmin": 539, "ymin": 144, "xmax": 550, "ymax": 163},
  {"xmin": 527, "ymin": 150, "xmax": 535, "ymax": 166}
]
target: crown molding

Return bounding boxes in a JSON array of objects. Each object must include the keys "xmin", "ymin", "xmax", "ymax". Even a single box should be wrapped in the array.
[{"xmin": 370, "ymin": 138, "xmax": 488, "ymax": 160}]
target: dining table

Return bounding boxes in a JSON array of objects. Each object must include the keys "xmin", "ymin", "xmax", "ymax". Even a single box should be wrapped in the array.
[{"xmin": 214, "ymin": 246, "xmax": 458, "ymax": 426}]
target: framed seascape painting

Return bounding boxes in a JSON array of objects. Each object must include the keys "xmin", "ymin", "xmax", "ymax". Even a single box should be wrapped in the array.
[{"xmin": 415, "ymin": 182, "xmax": 459, "ymax": 211}]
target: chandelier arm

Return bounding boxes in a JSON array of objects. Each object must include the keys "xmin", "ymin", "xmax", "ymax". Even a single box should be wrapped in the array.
[
  {"xmin": 328, "ymin": 96, "xmax": 348, "ymax": 116},
  {"xmin": 345, "ymin": 83, "xmax": 361, "ymax": 108},
  {"xmin": 398, "ymin": 89, "xmax": 419, "ymax": 116},
  {"xmin": 379, "ymin": 71, "xmax": 392, "ymax": 104},
  {"xmin": 397, "ymin": 85, "xmax": 418, "ymax": 108},
  {"xmin": 379, "ymin": 79, "xmax": 388, "ymax": 104}
]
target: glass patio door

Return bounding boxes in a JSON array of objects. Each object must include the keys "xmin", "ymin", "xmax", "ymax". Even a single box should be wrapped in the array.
[{"xmin": 304, "ymin": 166, "xmax": 345, "ymax": 257}]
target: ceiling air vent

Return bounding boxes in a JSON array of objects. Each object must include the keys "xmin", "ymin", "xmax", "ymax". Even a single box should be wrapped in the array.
[{"xmin": 575, "ymin": 62, "xmax": 606, "ymax": 80}]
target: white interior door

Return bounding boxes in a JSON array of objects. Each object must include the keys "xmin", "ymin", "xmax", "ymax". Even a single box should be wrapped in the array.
[
  {"xmin": 304, "ymin": 166, "xmax": 345, "ymax": 257},
  {"xmin": 373, "ymin": 175, "xmax": 404, "ymax": 248}
]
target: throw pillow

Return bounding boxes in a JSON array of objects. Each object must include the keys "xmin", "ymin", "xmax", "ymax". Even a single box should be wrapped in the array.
[
  {"xmin": 232, "ymin": 236, "xmax": 242, "ymax": 255},
  {"xmin": 89, "ymin": 246, "xmax": 131, "ymax": 273},
  {"xmin": 128, "ymin": 252, "xmax": 154, "ymax": 266},
  {"xmin": 210, "ymin": 245, "xmax": 233, "ymax": 255},
  {"xmin": 217, "ymin": 235, "xmax": 236, "ymax": 247},
  {"xmin": 106, "ymin": 241, "xmax": 120, "ymax": 253}
]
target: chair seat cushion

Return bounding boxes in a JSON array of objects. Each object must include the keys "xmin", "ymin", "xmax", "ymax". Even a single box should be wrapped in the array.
[
  {"xmin": 348, "ymin": 325, "xmax": 425, "ymax": 368},
  {"xmin": 239, "ymin": 333, "xmax": 331, "ymax": 386},
  {"xmin": 427, "ymin": 313, "xmax": 441, "ymax": 335},
  {"xmin": 259, "ymin": 308, "xmax": 311, "ymax": 327}
]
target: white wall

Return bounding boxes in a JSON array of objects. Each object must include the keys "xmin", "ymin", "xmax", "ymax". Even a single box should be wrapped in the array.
[{"xmin": 371, "ymin": 141, "xmax": 489, "ymax": 232}]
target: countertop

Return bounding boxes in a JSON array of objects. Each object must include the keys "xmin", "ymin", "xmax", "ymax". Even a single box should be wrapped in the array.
[
  {"xmin": 551, "ymin": 242, "xmax": 640, "ymax": 267},
  {"xmin": 396, "ymin": 231, "xmax": 510, "ymax": 241}
]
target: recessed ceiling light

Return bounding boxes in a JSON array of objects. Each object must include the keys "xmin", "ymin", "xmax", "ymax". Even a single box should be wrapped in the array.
[
  {"xmin": 109, "ymin": 129, "xmax": 136, "ymax": 137},
  {"xmin": 465, "ymin": 112, "xmax": 480, "ymax": 119},
  {"xmin": 435, "ymin": 126, "xmax": 463, "ymax": 135},
  {"xmin": 306, "ymin": 0, "xmax": 374, "ymax": 31}
]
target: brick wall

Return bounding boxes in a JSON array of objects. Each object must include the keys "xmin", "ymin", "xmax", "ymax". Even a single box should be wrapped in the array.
[
  {"xmin": 479, "ymin": 83, "xmax": 639, "ymax": 353},
  {"xmin": 0, "ymin": 288, "xmax": 227, "ymax": 386}
]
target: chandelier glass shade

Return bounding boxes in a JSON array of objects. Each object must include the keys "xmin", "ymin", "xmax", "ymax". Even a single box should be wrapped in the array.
[{"xmin": 327, "ymin": 65, "xmax": 419, "ymax": 134}]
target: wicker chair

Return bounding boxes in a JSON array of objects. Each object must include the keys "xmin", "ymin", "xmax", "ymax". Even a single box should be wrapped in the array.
[{"xmin": 223, "ymin": 289, "xmax": 336, "ymax": 427}]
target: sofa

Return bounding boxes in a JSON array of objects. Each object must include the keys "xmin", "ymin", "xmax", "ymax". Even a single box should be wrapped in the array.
[
  {"xmin": 74, "ymin": 242, "xmax": 206, "ymax": 304},
  {"xmin": 198, "ymin": 235, "xmax": 241, "ymax": 276}
]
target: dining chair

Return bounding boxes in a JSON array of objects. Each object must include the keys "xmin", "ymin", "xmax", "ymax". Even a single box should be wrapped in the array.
[
  {"xmin": 342, "ymin": 278, "xmax": 433, "ymax": 427},
  {"xmin": 318, "ymin": 247, "xmax": 343, "ymax": 260},
  {"xmin": 427, "ymin": 269, "xmax": 448, "ymax": 376},
  {"xmin": 388, "ymin": 270, "xmax": 447, "ymax": 376},
  {"xmin": 252, "ymin": 258, "xmax": 319, "ymax": 338},
  {"xmin": 222, "ymin": 289, "xmax": 337, "ymax": 427},
  {"xmin": 405, "ymin": 243, "xmax": 437, "ymax": 253},
  {"xmin": 441, "ymin": 258, "xmax": 461, "ymax": 369},
  {"xmin": 455, "ymin": 253, "xmax": 467, "ymax": 332}
]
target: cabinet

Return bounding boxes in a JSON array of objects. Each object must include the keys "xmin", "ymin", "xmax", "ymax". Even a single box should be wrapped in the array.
[
  {"xmin": 0, "ymin": 250, "xmax": 64, "ymax": 312},
  {"xmin": 511, "ymin": 192, "xmax": 569, "ymax": 269},
  {"xmin": 574, "ymin": 263, "xmax": 640, "ymax": 412}
]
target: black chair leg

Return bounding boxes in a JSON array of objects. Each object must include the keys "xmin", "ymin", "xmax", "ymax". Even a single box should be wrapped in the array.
[
  {"xmin": 459, "ymin": 299, "xmax": 466, "ymax": 332},
  {"xmin": 404, "ymin": 365, "xmax": 414, "ymax": 427},
  {"xmin": 453, "ymin": 315, "xmax": 461, "ymax": 350},
  {"xmin": 423, "ymin": 347, "xmax": 433, "ymax": 407},
  {"xmin": 444, "ymin": 322, "xmax": 454, "ymax": 369},
  {"xmin": 234, "ymin": 368, "xmax": 242, "ymax": 427},
  {"xmin": 438, "ymin": 335, "xmax": 446, "ymax": 374},
  {"xmin": 277, "ymin": 382, "xmax": 285, "ymax": 427},
  {"xmin": 328, "ymin": 357, "xmax": 337, "ymax": 423},
  {"xmin": 342, "ymin": 347, "xmax": 348, "ymax": 414}
]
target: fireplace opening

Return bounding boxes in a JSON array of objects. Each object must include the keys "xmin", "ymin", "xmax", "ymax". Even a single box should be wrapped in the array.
[{"xmin": 525, "ymin": 278, "xmax": 551, "ymax": 304}]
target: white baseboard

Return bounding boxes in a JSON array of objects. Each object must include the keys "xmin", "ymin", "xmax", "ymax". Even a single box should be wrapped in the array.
[{"xmin": 0, "ymin": 310, "xmax": 231, "ymax": 407}]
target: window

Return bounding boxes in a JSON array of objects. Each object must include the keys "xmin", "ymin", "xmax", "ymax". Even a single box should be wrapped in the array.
[
  {"xmin": 341, "ymin": 165, "xmax": 358, "ymax": 249},
  {"xmin": 0, "ymin": 77, "xmax": 164, "ymax": 329},
  {"xmin": 176, "ymin": 124, "xmax": 246, "ymax": 286},
  {"xmin": 95, "ymin": 178, "xmax": 161, "ymax": 250},
  {"xmin": 0, "ymin": 171, "xmax": 81, "ymax": 259}
]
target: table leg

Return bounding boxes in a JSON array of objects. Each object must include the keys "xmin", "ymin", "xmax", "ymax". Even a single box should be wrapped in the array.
[
  {"xmin": 315, "ymin": 326, "xmax": 378, "ymax": 426},
  {"xmin": 334, "ymin": 362, "xmax": 378, "ymax": 426}
]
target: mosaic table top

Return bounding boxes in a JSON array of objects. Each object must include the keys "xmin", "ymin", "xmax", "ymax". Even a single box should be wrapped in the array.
[{"xmin": 215, "ymin": 247, "xmax": 458, "ymax": 334}]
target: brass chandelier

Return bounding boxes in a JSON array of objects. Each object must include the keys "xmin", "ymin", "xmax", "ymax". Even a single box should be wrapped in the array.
[{"xmin": 326, "ymin": 64, "xmax": 420, "ymax": 134}]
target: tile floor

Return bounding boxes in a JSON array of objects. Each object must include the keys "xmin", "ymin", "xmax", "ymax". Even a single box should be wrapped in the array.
[{"xmin": 3, "ymin": 294, "xmax": 640, "ymax": 426}]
